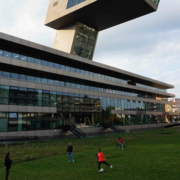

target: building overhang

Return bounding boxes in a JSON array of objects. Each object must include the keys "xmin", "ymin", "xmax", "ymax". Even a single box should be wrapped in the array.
[{"xmin": 45, "ymin": 0, "xmax": 158, "ymax": 31}]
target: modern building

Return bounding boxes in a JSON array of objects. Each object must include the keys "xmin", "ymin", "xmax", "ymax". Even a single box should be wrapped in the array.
[
  {"xmin": 0, "ymin": 0, "xmax": 178, "ymax": 139},
  {"xmin": 170, "ymin": 98, "xmax": 180, "ymax": 120},
  {"xmin": 45, "ymin": 0, "xmax": 161, "ymax": 60}
]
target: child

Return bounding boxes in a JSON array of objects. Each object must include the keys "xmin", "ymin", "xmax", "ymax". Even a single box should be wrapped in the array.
[
  {"xmin": 116, "ymin": 138, "xmax": 124, "ymax": 150},
  {"xmin": 97, "ymin": 149, "xmax": 113, "ymax": 172},
  {"xmin": 67, "ymin": 142, "xmax": 74, "ymax": 162}
]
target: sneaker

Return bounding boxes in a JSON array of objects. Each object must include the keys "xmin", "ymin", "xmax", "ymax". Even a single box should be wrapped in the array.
[
  {"xmin": 68, "ymin": 160, "xmax": 70, "ymax": 162},
  {"xmin": 110, "ymin": 165, "xmax": 113, "ymax": 168},
  {"xmin": 72, "ymin": 160, "xmax": 74, "ymax": 162}
]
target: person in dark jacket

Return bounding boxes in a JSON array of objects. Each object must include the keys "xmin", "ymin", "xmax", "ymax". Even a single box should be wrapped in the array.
[
  {"xmin": 67, "ymin": 142, "xmax": 74, "ymax": 162},
  {"xmin": 4, "ymin": 152, "xmax": 12, "ymax": 180}
]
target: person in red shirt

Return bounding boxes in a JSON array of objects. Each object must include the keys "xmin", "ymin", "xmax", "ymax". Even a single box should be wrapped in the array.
[
  {"xmin": 97, "ymin": 149, "xmax": 113, "ymax": 172},
  {"xmin": 116, "ymin": 138, "xmax": 124, "ymax": 150}
]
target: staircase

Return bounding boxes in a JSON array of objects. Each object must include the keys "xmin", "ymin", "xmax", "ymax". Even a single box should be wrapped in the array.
[
  {"xmin": 103, "ymin": 123, "xmax": 122, "ymax": 134},
  {"xmin": 63, "ymin": 125, "xmax": 85, "ymax": 138}
]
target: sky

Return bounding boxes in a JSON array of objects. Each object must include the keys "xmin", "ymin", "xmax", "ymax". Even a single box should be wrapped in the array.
[{"xmin": 0, "ymin": 0, "xmax": 179, "ymax": 98}]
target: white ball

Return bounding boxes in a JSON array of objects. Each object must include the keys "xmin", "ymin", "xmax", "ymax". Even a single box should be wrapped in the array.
[{"xmin": 100, "ymin": 168, "xmax": 104, "ymax": 172}]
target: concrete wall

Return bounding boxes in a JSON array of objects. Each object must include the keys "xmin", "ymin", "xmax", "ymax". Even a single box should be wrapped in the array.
[
  {"xmin": 0, "ymin": 123, "xmax": 174, "ymax": 141},
  {"xmin": 53, "ymin": 23, "xmax": 77, "ymax": 53}
]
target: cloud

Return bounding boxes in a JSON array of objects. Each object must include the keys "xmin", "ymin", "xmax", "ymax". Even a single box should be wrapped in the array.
[
  {"xmin": 0, "ymin": 0, "xmax": 55, "ymax": 47},
  {"xmin": 94, "ymin": 0, "xmax": 180, "ymax": 98}
]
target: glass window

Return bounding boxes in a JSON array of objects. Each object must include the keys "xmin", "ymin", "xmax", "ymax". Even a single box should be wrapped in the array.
[
  {"xmin": 8, "ymin": 113, "xmax": 18, "ymax": 131},
  {"xmin": 0, "ymin": 49, "xmax": 3, "ymax": 56},
  {"xmin": 27, "ymin": 76, "xmax": 35, "ymax": 82},
  {"xmin": 0, "ymin": 112, "xmax": 8, "ymax": 132},
  {"xmin": 76, "ymin": 68, "xmax": 81, "ymax": 74},
  {"xmin": 2, "ymin": 71, "xmax": 10, "ymax": 78},
  {"xmin": 35, "ymin": 58, "xmax": 42, "ymax": 65},
  {"xmin": 11, "ymin": 73, "xmax": 19, "ymax": 79},
  {"xmin": 35, "ymin": 90, "xmax": 42, "ymax": 106},
  {"xmin": 42, "ymin": 78, "xmax": 48, "ymax": 84},
  {"xmin": 60, "ymin": 64, "xmax": 65, "ymax": 70},
  {"xmin": 48, "ymin": 79, "xmax": 54, "ymax": 85},
  {"xmin": 19, "ymin": 74, "xmax": 27, "ymax": 81},
  {"xmin": 54, "ymin": 80, "xmax": 60, "ymax": 86},
  {"xmin": 42, "ymin": 60, "xmax": 48, "ymax": 66},
  {"xmin": 54, "ymin": 63, "xmax": 60, "ymax": 69},
  {"xmin": 18, "ymin": 113, "xmax": 26, "ymax": 131},
  {"xmin": 35, "ymin": 77, "xmax": 41, "ymax": 83},
  {"xmin": 28, "ymin": 57, "xmax": 35, "ymax": 63},
  {"xmin": 12, "ymin": 53, "xmax": 19, "ymax": 60},
  {"xmin": 65, "ymin": 66, "xmax": 71, "ymax": 71},
  {"xmin": 20, "ymin": 55, "xmax": 27, "ymax": 61},
  {"xmin": 50, "ymin": 91, "xmax": 56, "ymax": 103},
  {"xmin": 48, "ymin": 62, "xmax": 54, "ymax": 68},
  {"xmin": 71, "ymin": 67, "xmax": 76, "ymax": 73},
  {"xmin": 0, "ymin": 85, "xmax": 9, "ymax": 98},
  {"xmin": 59, "ymin": 81, "xmax": 64, "ymax": 86},
  {"xmin": 3, "ymin": 51, "xmax": 11, "ymax": 58},
  {"xmin": 43, "ymin": 90, "xmax": 50, "ymax": 107}
]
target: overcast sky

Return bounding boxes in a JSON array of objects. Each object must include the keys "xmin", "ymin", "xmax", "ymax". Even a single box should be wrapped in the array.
[{"xmin": 0, "ymin": 0, "xmax": 179, "ymax": 98}]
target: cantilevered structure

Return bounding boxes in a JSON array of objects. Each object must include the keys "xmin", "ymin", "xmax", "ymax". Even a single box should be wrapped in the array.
[{"xmin": 45, "ymin": 0, "xmax": 160, "ymax": 60}]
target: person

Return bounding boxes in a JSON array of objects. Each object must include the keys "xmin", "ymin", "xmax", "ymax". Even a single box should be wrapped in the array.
[
  {"xmin": 4, "ymin": 152, "xmax": 12, "ymax": 180},
  {"xmin": 97, "ymin": 149, "xmax": 113, "ymax": 172},
  {"xmin": 67, "ymin": 142, "xmax": 74, "ymax": 162},
  {"xmin": 116, "ymin": 138, "xmax": 124, "ymax": 150}
]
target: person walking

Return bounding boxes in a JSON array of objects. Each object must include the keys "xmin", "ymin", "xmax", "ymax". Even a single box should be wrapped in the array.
[
  {"xmin": 4, "ymin": 152, "xmax": 12, "ymax": 180},
  {"xmin": 67, "ymin": 142, "xmax": 74, "ymax": 162},
  {"xmin": 97, "ymin": 149, "xmax": 113, "ymax": 172},
  {"xmin": 116, "ymin": 137, "xmax": 125, "ymax": 150}
]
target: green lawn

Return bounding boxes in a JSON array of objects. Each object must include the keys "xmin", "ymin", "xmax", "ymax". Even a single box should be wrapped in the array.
[{"xmin": 0, "ymin": 128, "xmax": 180, "ymax": 180}]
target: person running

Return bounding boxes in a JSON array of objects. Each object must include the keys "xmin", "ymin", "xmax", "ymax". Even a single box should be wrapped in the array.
[
  {"xmin": 97, "ymin": 149, "xmax": 113, "ymax": 172},
  {"xmin": 116, "ymin": 138, "xmax": 124, "ymax": 150},
  {"xmin": 4, "ymin": 152, "xmax": 12, "ymax": 180},
  {"xmin": 67, "ymin": 142, "xmax": 74, "ymax": 162}
]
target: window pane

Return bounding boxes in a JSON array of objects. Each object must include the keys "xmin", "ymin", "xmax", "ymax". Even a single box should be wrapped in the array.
[
  {"xmin": 11, "ymin": 73, "xmax": 19, "ymax": 79},
  {"xmin": 0, "ymin": 49, "xmax": 3, "ymax": 56},
  {"xmin": 19, "ymin": 74, "xmax": 27, "ymax": 80},
  {"xmin": 35, "ymin": 58, "xmax": 42, "ymax": 65},
  {"xmin": 3, "ymin": 51, "xmax": 11, "ymax": 58},
  {"xmin": 12, "ymin": 53, "xmax": 19, "ymax": 60},
  {"xmin": 20, "ymin": 55, "xmax": 27, "ymax": 61},
  {"xmin": 28, "ymin": 57, "xmax": 35, "ymax": 63},
  {"xmin": 27, "ymin": 76, "xmax": 35, "ymax": 82},
  {"xmin": 2, "ymin": 71, "xmax": 10, "ymax": 78},
  {"xmin": 0, "ymin": 112, "xmax": 8, "ymax": 132}
]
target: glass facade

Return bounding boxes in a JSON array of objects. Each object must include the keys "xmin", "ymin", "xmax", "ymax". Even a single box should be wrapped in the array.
[
  {"xmin": 0, "ymin": 112, "xmax": 166, "ymax": 132},
  {"xmin": 0, "ymin": 45, "xmax": 168, "ymax": 92},
  {"xmin": 0, "ymin": 70, "xmax": 166, "ymax": 100},
  {"xmin": 72, "ymin": 23, "xmax": 98, "ymax": 60},
  {"xmin": 0, "ymin": 85, "xmax": 166, "ymax": 112},
  {"xmin": 67, "ymin": 0, "xmax": 86, "ymax": 9},
  {"xmin": 0, "ymin": 83, "xmax": 168, "ymax": 132}
]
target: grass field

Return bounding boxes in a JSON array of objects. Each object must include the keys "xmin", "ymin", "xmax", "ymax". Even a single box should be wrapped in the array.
[{"xmin": 0, "ymin": 127, "xmax": 180, "ymax": 180}]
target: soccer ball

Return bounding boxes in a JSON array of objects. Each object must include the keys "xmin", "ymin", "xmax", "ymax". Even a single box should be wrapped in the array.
[{"xmin": 99, "ymin": 168, "xmax": 104, "ymax": 172}]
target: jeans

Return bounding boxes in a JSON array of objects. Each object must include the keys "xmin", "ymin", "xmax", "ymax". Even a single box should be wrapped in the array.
[{"xmin": 68, "ymin": 152, "xmax": 74, "ymax": 161}]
